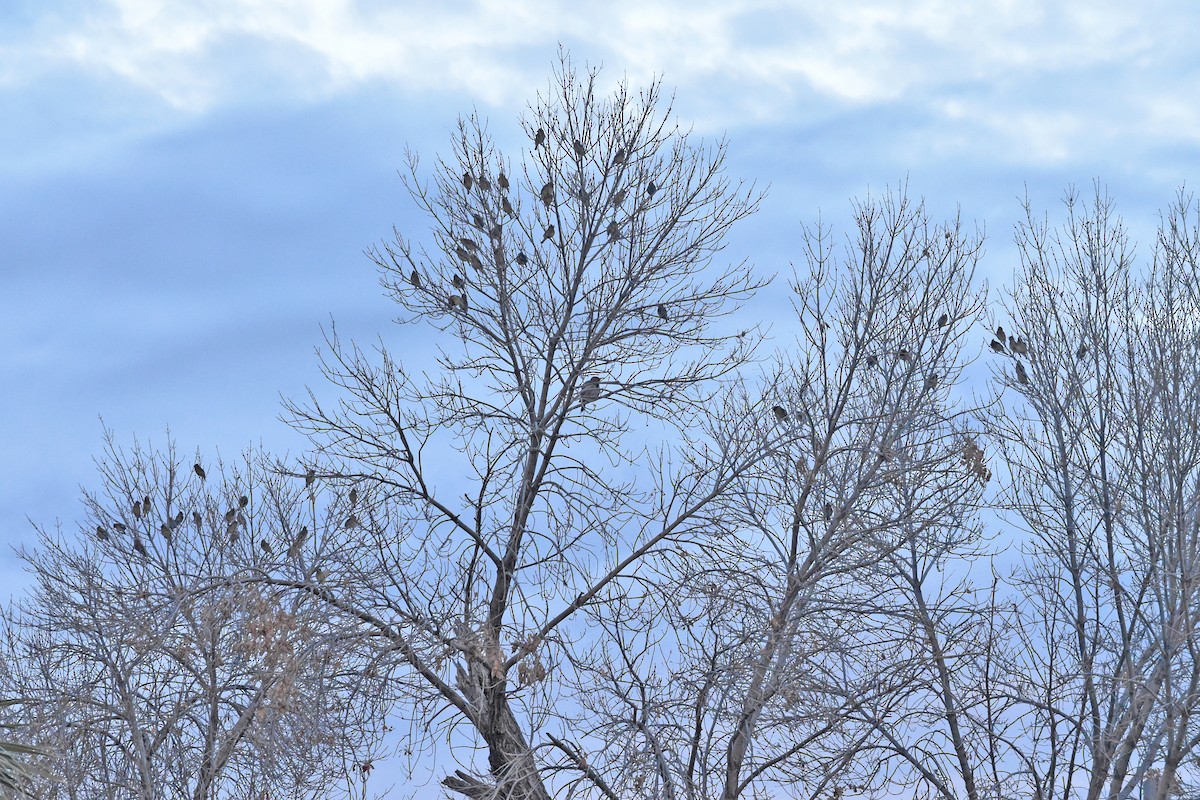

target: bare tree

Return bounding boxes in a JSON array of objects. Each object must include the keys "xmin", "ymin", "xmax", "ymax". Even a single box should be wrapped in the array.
[
  {"xmin": 278, "ymin": 54, "xmax": 766, "ymax": 798},
  {"xmin": 990, "ymin": 185, "xmax": 1200, "ymax": 800},
  {"xmin": 0, "ymin": 434, "xmax": 387, "ymax": 800}
]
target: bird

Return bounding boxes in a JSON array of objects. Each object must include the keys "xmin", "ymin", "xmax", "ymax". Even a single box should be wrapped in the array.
[
  {"xmin": 452, "ymin": 273, "xmax": 466, "ymax": 289},
  {"xmin": 613, "ymin": 147, "xmax": 626, "ymax": 165},
  {"xmin": 772, "ymin": 405, "xmax": 788, "ymax": 421},
  {"xmin": 132, "ymin": 500, "xmax": 143, "ymax": 519},
  {"xmin": 225, "ymin": 509, "xmax": 237, "ymax": 524},
  {"xmin": 607, "ymin": 221, "xmax": 620, "ymax": 239},
  {"xmin": 898, "ymin": 348, "xmax": 912, "ymax": 361},
  {"xmin": 172, "ymin": 510, "xmax": 184, "ymax": 528},
  {"xmin": 478, "ymin": 175, "xmax": 492, "ymax": 192},
  {"xmin": 462, "ymin": 172, "xmax": 473, "ymax": 191},
  {"xmin": 345, "ymin": 515, "xmax": 360, "ymax": 530},
  {"xmin": 409, "ymin": 269, "xmax": 421, "ymax": 288},
  {"xmin": 160, "ymin": 523, "xmax": 171, "ymax": 540},
  {"xmin": 194, "ymin": 463, "xmax": 206, "ymax": 480},
  {"xmin": 989, "ymin": 340, "xmax": 1006, "ymax": 354},
  {"xmin": 573, "ymin": 138, "xmax": 586, "ymax": 158},
  {"xmin": 488, "ymin": 223, "xmax": 503, "ymax": 240},
  {"xmin": 350, "ymin": 487, "xmax": 359, "ymax": 506},
  {"xmin": 498, "ymin": 172, "xmax": 509, "ymax": 191},
  {"xmin": 472, "ymin": 213, "xmax": 485, "ymax": 229},
  {"xmin": 113, "ymin": 522, "xmax": 126, "ymax": 532},
  {"xmin": 865, "ymin": 354, "xmax": 878, "ymax": 368},
  {"xmin": 227, "ymin": 522, "xmax": 239, "ymax": 543},
  {"xmin": 1015, "ymin": 361, "xmax": 1029, "ymax": 385},
  {"xmin": 611, "ymin": 188, "xmax": 627, "ymax": 207},
  {"xmin": 936, "ymin": 312, "xmax": 949, "ymax": 328},
  {"xmin": 542, "ymin": 224, "xmax": 555, "ymax": 242},
  {"xmin": 449, "ymin": 294, "xmax": 469, "ymax": 311},
  {"xmin": 260, "ymin": 538, "xmax": 272, "ymax": 555},
  {"xmin": 925, "ymin": 374, "xmax": 939, "ymax": 390},
  {"xmin": 468, "ymin": 253, "xmax": 483, "ymax": 270},
  {"xmin": 305, "ymin": 468, "xmax": 315, "ymax": 488},
  {"xmin": 239, "ymin": 495, "xmax": 249, "ymax": 509},
  {"xmin": 823, "ymin": 502, "xmax": 834, "ymax": 522},
  {"xmin": 96, "ymin": 526, "xmax": 109, "ymax": 541},
  {"xmin": 288, "ymin": 526, "xmax": 308, "ymax": 558},
  {"xmin": 1011, "ymin": 337, "xmax": 1028, "ymax": 356},
  {"xmin": 132, "ymin": 538, "xmax": 147, "ymax": 557},
  {"xmin": 995, "ymin": 326, "xmax": 1007, "ymax": 345},
  {"xmin": 515, "ymin": 252, "xmax": 529, "ymax": 266},
  {"xmin": 580, "ymin": 376, "xmax": 601, "ymax": 408},
  {"xmin": 1076, "ymin": 342, "xmax": 1088, "ymax": 360},
  {"xmin": 657, "ymin": 304, "xmax": 668, "ymax": 321},
  {"xmin": 534, "ymin": 128, "xmax": 545, "ymax": 148},
  {"xmin": 460, "ymin": 237, "xmax": 479, "ymax": 251},
  {"xmin": 192, "ymin": 511, "xmax": 202, "ymax": 528},
  {"xmin": 501, "ymin": 196, "xmax": 515, "ymax": 216},
  {"xmin": 540, "ymin": 181, "xmax": 555, "ymax": 206},
  {"xmin": 646, "ymin": 181, "xmax": 657, "ymax": 198}
]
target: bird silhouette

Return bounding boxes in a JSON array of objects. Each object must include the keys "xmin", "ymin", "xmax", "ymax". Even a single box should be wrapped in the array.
[
  {"xmin": 260, "ymin": 538, "xmax": 272, "ymax": 555},
  {"xmin": 573, "ymin": 139, "xmax": 586, "ymax": 158},
  {"xmin": 96, "ymin": 526, "xmax": 109, "ymax": 541},
  {"xmin": 613, "ymin": 147, "xmax": 626, "ymax": 165},
  {"xmin": 657, "ymin": 304, "xmax": 668, "ymax": 320},
  {"xmin": 409, "ymin": 269, "xmax": 421, "ymax": 288},
  {"xmin": 172, "ymin": 510, "xmax": 184, "ymax": 528},
  {"xmin": 132, "ymin": 500, "xmax": 143, "ymax": 519},
  {"xmin": 345, "ymin": 515, "xmax": 360, "ymax": 530},
  {"xmin": 225, "ymin": 509, "xmax": 237, "ymax": 524},
  {"xmin": 1015, "ymin": 361, "xmax": 1029, "ymax": 385},
  {"xmin": 1011, "ymin": 337, "xmax": 1028, "ymax": 355},
  {"xmin": 305, "ymin": 468, "xmax": 315, "ymax": 488},
  {"xmin": 288, "ymin": 525, "xmax": 308, "ymax": 558},
  {"xmin": 478, "ymin": 175, "xmax": 492, "ymax": 192},
  {"xmin": 534, "ymin": 128, "xmax": 545, "ymax": 148},
  {"xmin": 160, "ymin": 523, "xmax": 171, "ymax": 540},
  {"xmin": 515, "ymin": 252, "xmax": 529, "ymax": 266},
  {"xmin": 996, "ymin": 326, "xmax": 1006, "ymax": 344},
  {"xmin": 580, "ymin": 376, "xmax": 601, "ymax": 408},
  {"xmin": 501, "ymin": 196, "xmax": 515, "ymax": 216},
  {"xmin": 113, "ymin": 522, "xmax": 126, "ymax": 532},
  {"xmin": 898, "ymin": 349, "xmax": 912, "ymax": 361},
  {"xmin": 449, "ymin": 294, "xmax": 469, "ymax": 311},
  {"xmin": 925, "ymin": 374, "xmax": 939, "ymax": 390},
  {"xmin": 350, "ymin": 487, "xmax": 359, "ymax": 506},
  {"xmin": 607, "ymin": 221, "xmax": 620, "ymax": 239},
  {"xmin": 611, "ymin": 188, "xmax": 627, "ymax": 207},
  {"xmin": 462, "ymin": 172, "xmax": 473, "ymax": 191},
  {"xmin": 192, "ymin": 511, "xmax": 202, "ymax": 528},
  {"xmin": 498, "ymin": 172, "xmax": 509, "ymax": 191},
  {"xmin": 472, "ymin": 213, "xmax": 485, "ymax": 229},
  {"xmin": 540, "ymin": 182, "xmax": 555, "ymax": 206},
  {"xmin": 936, "ymin": 313, "xmax": 949, "ymax": 328},
  {"xmin": 452, "ymin": 273, "xmax": 466, "ymax": 289},
  {"xmin": 489, "ymin": 223, "xmax": 503, "ymax": 240},
  {"xmin": 646, "ymin": 181, "xmax": 657, "ymax": 198},
  {"xmin": 194, "ymin": 463, "xmax": 206, "ymax": 480},
  {"xmin": 989, "ymin": 340, "xmax": 1006, "ymax": 354},
  {"xmin": 143, "ymin": 496, "xmax": 151, "ymax": 513},
  {"xmin": 865, "ymin": 354, "xmax": 878, "ymax": 367},
  {"xmin": 132, "ymin": 538, "xmax": 147, "ymax": 557},
  {"xmin": 460, "ymin": 237, "xmax": 479, "ymax": 251},
  {"xmin": 542, "ymin": 224, "xmax": 555, "ymax": 242},
  {"xmin": 1076, "ymin": 342, "xmax": 1088, "ymax": 360},
  {"xmin": 823, "ymin": 502, "xmax": 833, "ymax": 522},
  {"xmin": 227, "ymin": 522, "xmax": 239, "ymax": 543},
  {"xmin": 772, "ymin": 405, "xmax": 788, "ymax": 421},
  {"xmin": 239, "ymin": 495, "xmax": 249, "ymax": 509}
]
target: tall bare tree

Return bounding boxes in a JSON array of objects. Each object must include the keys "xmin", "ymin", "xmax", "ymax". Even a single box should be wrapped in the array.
[
  {"xmin": 0, "ymin": 434, "xmax": 387, "ymax": 800},
  {"xmin": 278, "ymin": 54, "xmax": 765, "ymax": 798},
  {"xmin": 990, "ymin": 186, "xmax": 1200, "ymax": 800}
]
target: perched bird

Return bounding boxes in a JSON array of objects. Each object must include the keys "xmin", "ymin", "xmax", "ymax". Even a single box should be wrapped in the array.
[
  {"xmin": 823, "ymin": 502, "xmax": 834, "ymax": 522},
  {"xmin": 515, "ymin": 252, "xmax": 529, "ymax": 266},
  {"xmin": 611, "ymin": 188, "xmax": 627, "ymax": 207},
  {"xmin": 1015, "ymin": 361, "xmax": 1029, "ymax": 385},
  {"xmin": 989, "ymin": 340, "xmax": 1006, "ymax": 354},
  {"xmin": 132, "ymin": 500, "xmax": 143, "ymax": 519},
  {"xmin": 143, "ymin": 495, "xmax": 151, "ymax": 512},
  {"xmin": 646, "ymin": 181, "xmax": 657, "ymax": 198},
  {"xmin": 657, "ymin": 304, "xmax": 668, "ymax": 321},
  {"xmin": 580, "ymin": 376, "xmax": 601, "ymax": 408},
  {"xmin": 936, "ymin": 312, "xmax": 949, "ymax": 328},
  {"xmin": 460, "ymin": 237, "xmax": 479, "ymax": 251},
  {"xmin": 1011, "ymin": 337, "xmax": 1028, "ymax": 356},
  {"xmin": 898, "ymin": 348, "xmax": 912, "ymax": 361},
  {"xmin": 488, "ymin": 223, "xmax": 503, "ymax": 240},
  {"xmin": 194, "ymin": 463, "xmax": 206, "ymax": 480},
  {"xmin": 462, "ymin": 172, "xmax": 473, "ymax": 191},
  {"xmin": 455, "ymin": 245, "xmax": 471, "ymax": 262},
  {"xmin": 113, "ymin": 522, "xmax": 127, "ymax": 532},
  {"xmin": 1076, "ymin": 342, "xmax": 1088, "ymax": 360},
  {"xmin": 288, "ymin": 525, "xmax": 309, "ymax": 558},
  {"xmin": 452, "ymin": 273, "xmax": 466, "ymax": 289},
  {"xmin": 501, "ymin": 196, "xmax": 515, "ymax": 216},
  {"xmin": 225, "ymin": 509, "xmax": 237, "ymax": 524},
  {"xmin": 132, "ymin": 538, "xmax": 147, "ymax": 557},
  {"xmin": 540, "ymin": 181, "xmax": 555, "ymax": 206},
  {"xmin": 345, "ymin": 514, "xmax": 360, "ymax": 530},
  {"xmin": 227, "ymin": 522, "xmax": 239, "ymax": 543},
  {"xmin": 542, "ymin": 224, "xmax": 555, "ymax": 242},
  {"xmin": 260, "ymin": 538, "xmax": 272, "ymax": 555},
  {"xmin": 468, "ymin": 253, "xmax": 483, "ymax": 270},
  {"xmin": 472, "ymin": 213, "xmax": 485, "ymax": 229},
  {"xmin": 607, "ymin": 221, "xmax": 620, "ymax": 239},
  {"xmin": 350, "ymin": 487, "xmax": 359, "ymax": 506},
  {"xmin": 305, "ymin": 468, "xmax": 315, "ymax": 488},
  {"xmin": 772, "ymin": 405, "xmax": 789, "ymax": 422},
  {"xmin": 160, "ymin": 523, "xmax": 171, "ymax": 540},
  {"xmin": 172, "ymin": 510, "xmax": 184, "ymax": 528},
  {"xmin": 96, "ymin": 526, "xmax": 109, "ymax": 541},
  {"xmin": 865, "ymin": 354, "xmax": 879, "ymax": 368},
  {"xmin": 925, "ymin": 374, "xmax": 939, "ymax": 390},
  {"xmin": 534, "ymin": 128, "xmax": 546, "ymax": 148},
  {"xmin": 449, "ymin": 294, "xmax": 469, "ymax": 311},
  {"xmin": 613, "ymin": 147, "xmax": 626, "ymax": 165},
  {"xmin": 573, "ymin": 138, "xmax": 586, "ymax": 158},
  {"xmin": 239, "ymin": 495, "xmax": 249, "ymax": 509},
  {"xmin": 193, "ymin": 511, "xmax": 203, "ymax": 528},
  {"xmin": 478, "ymin": 175, "xmax": 492, "ymax": 192},
  {"xmin": 409, "ymin": 269, "xmax": 421, "ymax": 288},
  {"xmin": 498, "ymin": 172, "xmax": 509, "ymax": 191},
  {"xmin": 995, "ymin": 326, "xmax": 1007, "ymax": 344}
]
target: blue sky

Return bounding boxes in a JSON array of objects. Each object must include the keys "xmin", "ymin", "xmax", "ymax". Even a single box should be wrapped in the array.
[{"xmin": 1, "ymin": 0, "xmax": 1198, "ymax": 791}]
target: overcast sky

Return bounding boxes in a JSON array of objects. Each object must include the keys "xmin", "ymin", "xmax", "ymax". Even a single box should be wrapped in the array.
[{"xmin": 2, "ymin": 0, "xmax": 1198, "ymax": 793}]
